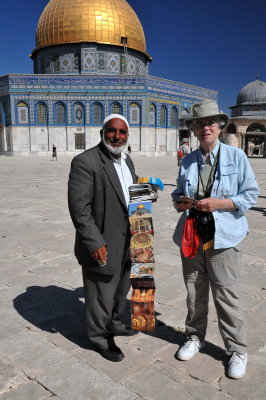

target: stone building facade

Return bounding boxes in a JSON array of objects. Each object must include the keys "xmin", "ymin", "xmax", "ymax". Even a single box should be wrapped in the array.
[{"xmin": 222, "ymin": 78, "xmax": 266, "ymax": 158}]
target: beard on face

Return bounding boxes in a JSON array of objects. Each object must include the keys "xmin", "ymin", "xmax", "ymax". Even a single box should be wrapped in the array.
[{"xmin": 102, "ymin": 135, "xmax": 128, "ymax": 155}]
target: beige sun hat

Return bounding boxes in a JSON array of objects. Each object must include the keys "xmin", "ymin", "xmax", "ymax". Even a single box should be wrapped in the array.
[
  {"xmin": 185, "ymin": 100, "xmax": 228, "ymax": 128},
  {"xmin": 181, "ymin": 138, "xmax": 189, "ymax": 143}
]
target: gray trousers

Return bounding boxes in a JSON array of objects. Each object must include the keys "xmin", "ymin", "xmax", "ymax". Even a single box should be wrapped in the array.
[
  {"xmin": 82, "ymin": 260, "xmax": 131, "ymax": 351},
  {"xmin": 181, "ymin": 245, "xmax": 247, "ymax": 355}
]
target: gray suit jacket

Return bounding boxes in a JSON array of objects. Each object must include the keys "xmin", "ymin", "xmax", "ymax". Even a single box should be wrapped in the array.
[{"xmin": 68, "ymin": 142, "xmax": 137, "ymax": 275}]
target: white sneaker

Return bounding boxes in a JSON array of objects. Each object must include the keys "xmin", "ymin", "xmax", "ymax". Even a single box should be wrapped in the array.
[
  {"xmin": 227, "ymin": 352, "xmax": 247, "ymax": 379},
  {"xmin": 176, "ymin": 338, "xmax": 206, "ymax": 361}
]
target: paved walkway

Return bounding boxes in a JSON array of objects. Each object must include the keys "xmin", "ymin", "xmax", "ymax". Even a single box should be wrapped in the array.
[{"xmin": 0, "ymin": 154, "xmax": 265, "ymax": 400}]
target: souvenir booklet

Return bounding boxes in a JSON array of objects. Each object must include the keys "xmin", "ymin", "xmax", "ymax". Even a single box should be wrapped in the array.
[{"xmin": 128, "ymin": 187, "xmax": 157, "ymax": 331}]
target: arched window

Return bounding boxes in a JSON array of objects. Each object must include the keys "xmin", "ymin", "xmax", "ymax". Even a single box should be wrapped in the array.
[
  {"xmin": 149, "ymin": 103, "xmax": 156, "ymax": 126},
  {"xmin": 129, "ymin": 103, "xmax": 140, "ymax": 124},
  {"xmin": 54, "ymin": 102, "xmax": 66, "ymax": 124},
  {"xmin": 111, "ymin": 102, "xmax": 122, "ymax": 114},
  {"xmin": 53, "ymin": 56, "xmax": 59, "ymax": 73},
  {"xmin": 36, "ymin": 102, "xmax": 47, "ymax": 124},
  {"xmin": 160, "ymin": 105, "xmax": 167, "ymax": 127},
  {"xmin": 92, "ymin": 102, "xmax": 104, "ymax": 125},
  {"xmin": 74, "ymin": 102, "xmax": 84, "ymax": 125},
  {"xmin": 17, "ymin": 102, "xmax": 29, "ymax": 124},
  {"xmin": 227, "ymin": 123, "xmax": 236, "ymax": 133},
  {"xmin": 171, "ymin": 106, "xmax": 178, "ymax": 127},
  {"xmin": 74, "ymin": 54, "xmax": 80, "ymax": 72},
  {"xmin": 246, "ymin": 123, "xmax": 265, "ymax": 132}
]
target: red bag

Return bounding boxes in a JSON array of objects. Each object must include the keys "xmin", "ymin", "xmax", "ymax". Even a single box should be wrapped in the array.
[
  {"xmin": 178, "ymin": 150, "xmax": 184, "ymax": 159},
  {"xmin": 181, "ymin": 216, "xmax": 200, "ymax": 259}
]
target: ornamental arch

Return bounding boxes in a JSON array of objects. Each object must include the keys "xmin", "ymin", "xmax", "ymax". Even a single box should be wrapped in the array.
[
  {"xmin": 245, "ymin": 123, "xmax": 266, "ymax": 156},
  {"xmin": 92, "ymin": 102, "xmax": 104, "ymax": 125},
  {"xmin": 36, "ymin": 102, "xmax": 48, "ymax": 125},
  {"xmin": 54, "ymin": 102, "xmax": 66, "ymax": 125},
  {"xmin": 111, "ymin": 102, "xmax": 122, "ymax": 115}
]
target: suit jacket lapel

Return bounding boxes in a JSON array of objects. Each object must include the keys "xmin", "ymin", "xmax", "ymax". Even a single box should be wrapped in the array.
[{"xmin": 97, "ymin": 143, "xmax": 128, "ymax": 211}]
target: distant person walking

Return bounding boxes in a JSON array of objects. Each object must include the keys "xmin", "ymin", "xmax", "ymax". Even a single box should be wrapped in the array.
[
  {"xmin": 51, "ymin": 145, "xmax": 57, "ymax": 161},
  {"xmin": 177, "ymin": 138, "xmax": 190, "ymax": 166}
]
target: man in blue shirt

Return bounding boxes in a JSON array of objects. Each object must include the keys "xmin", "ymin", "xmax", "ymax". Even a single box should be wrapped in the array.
[{"xmin": 172, "ymin": 101, "xmax": 259, "ymax": 379}]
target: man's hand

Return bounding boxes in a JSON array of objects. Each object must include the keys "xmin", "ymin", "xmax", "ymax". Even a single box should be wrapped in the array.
[{"xmin": 91, "ymin": 246, "xmax": 107, "ymax": 263}]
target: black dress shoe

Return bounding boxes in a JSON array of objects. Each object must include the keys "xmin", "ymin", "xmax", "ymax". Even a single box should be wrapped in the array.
[
  {"xmin": 112, "ymin": 328, "xmax": 139, "ymax": 336},
  {"xmin": 98, "ymin": 346, "xmax": 125, "ymax": 362}
]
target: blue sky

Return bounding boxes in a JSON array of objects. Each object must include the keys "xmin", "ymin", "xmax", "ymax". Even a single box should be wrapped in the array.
[{"xmin": 1, "ymin": 0, "xmax": 266, "ymax": 114}]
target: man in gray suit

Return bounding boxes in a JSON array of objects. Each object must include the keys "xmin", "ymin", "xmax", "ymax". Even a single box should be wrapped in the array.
[{"xmin": 68, "ymin": 114, "xmax": 138, "ymax": 362}]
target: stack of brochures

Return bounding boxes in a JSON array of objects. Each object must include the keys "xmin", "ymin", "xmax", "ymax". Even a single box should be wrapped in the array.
[{"xmin": 129, "ymin": 184, "xmax": 158, "ymax": 202}]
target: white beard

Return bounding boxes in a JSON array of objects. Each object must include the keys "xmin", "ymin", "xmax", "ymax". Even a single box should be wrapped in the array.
[{"xmin": 102, "ymin": 136, "xmax": 127, "ymax": 155}]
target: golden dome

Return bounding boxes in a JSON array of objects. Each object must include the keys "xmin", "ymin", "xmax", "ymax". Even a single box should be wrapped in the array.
[{"xmin": 35, "ymin": 0, "xmax": 150, "ymax": 59}]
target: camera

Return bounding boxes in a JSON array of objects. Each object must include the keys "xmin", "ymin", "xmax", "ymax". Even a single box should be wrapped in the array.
[
  {"xmin": 197, "ymin": 213, "xmax": 214, "ymax": 225},
  {"xmin": 188, "ymin": 208, "xmax": 215, "ymax": 243}
]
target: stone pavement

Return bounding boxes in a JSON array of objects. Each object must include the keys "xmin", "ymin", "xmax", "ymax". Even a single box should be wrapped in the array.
[{"xmin": 0, "ymin": 154, "xmax": 265, "ymax": 400}]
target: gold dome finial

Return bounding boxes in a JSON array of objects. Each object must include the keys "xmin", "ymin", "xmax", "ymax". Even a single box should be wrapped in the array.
[{"xmin": 34, "ymin": 0, "xmax": 151, "ymax": 60}]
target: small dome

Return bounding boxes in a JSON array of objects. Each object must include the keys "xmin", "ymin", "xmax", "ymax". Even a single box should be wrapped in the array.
[
  {"xmin": 35, "ymin": 0, "xmax": 150, "ymax": 59},
  {"xmin": 237, "ymin": 79, "xmax": 266, "ymax": 105}
]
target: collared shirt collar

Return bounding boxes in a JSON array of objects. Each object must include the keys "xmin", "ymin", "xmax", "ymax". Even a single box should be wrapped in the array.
[
  {"xmin": 198, "ymin": 141, "xmax": 220, "ymax": 165},
  {"xmin": 111, "ymin": 150, "xmax": 126, "ymax": 164}
]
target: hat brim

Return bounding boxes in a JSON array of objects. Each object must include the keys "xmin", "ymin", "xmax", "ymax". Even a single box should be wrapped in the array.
[{"xmin": 185, "ymin": 113, "xmax": 229, "ymax": 128}]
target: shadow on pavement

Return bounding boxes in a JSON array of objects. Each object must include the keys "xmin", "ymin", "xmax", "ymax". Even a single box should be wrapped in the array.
[
  {"xmin": 250, "ymin": 206, "xmax": 266, "ymax": 216},
  {"xmin": 13, "ymin": 285, "xmax": 92, "ymax": 349},
  {"xmin": 13, "ymin": 285, "xmax": 225, "ymax": 361},
  {"xmin": 201, "ymin": 341, "xmax": 225, "ymax": 362},
  {"xmin": 13, "ymin": 286, "xmax": 179, "ymax": 350}
]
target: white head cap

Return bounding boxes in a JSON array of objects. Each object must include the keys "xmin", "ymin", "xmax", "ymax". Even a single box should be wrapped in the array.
[{"xmin": 102, "ymin": 114, "xmax": 129, "ymax": 129}]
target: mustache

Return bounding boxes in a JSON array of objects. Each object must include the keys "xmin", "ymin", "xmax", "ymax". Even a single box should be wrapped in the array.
[
  {"xmin": 108, "ymin": 139, "xmax": 124, "ymax": 144},
  {"xmin": 102, "ymin": 136, "xmax": 127, "ymax": 155}
]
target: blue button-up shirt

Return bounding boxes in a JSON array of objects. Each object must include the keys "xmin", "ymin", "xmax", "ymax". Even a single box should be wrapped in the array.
[{"xmin": 172, "ymin": 142, "xmax": 260, "ymax": 249}]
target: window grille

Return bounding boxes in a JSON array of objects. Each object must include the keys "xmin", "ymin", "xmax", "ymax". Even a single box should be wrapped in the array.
[
  {"xmin": 120, "ymin": 55, "xmax": 127, "ymax": 73},
  {"xmin": 37, "ymin": 103, "xmax": 47, "ymax": 124},
  {"xmin": 92, "ymin": 103, "xmax": 103, "ymax": 124},
  {"xmin": 111, "ymin": 103, "xmax": 122, "ymax": 114},
  {"xmin": 129, "ymin": 103, "xmax": 140, "ymax": 124},
  {"xmin": 55, "ymin": 102, "xmax": 66, "ymax": 124},
  {"xmin": 160, "ymin": 106, "xmax": 167, "ymax": 127},
  {"xmin": 149, "ymin": 104, "xmax": 156, "ymax": 126},
  {"xmin": 17, "ymin": 102, "xmax": 28, "ymax": 124},
  {"xmin": 171, "ymin": 106, "xmax": 178, "ymax": 127}
]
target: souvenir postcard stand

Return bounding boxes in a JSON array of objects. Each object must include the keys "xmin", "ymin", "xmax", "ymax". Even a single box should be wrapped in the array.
[{"xmin": 128, "ymin": 184, "xmax": 158, "ymax": 332}]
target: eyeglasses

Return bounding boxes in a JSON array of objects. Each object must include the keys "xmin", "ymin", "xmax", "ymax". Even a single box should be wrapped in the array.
[{"xmin": 193, "ymin": 120, "xmax": 218, "ymax": 129}]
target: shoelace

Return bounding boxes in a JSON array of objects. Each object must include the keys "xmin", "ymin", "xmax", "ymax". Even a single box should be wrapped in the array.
[
  {"xmin": 184, "ymin": 339, "xmax": 200, "ymax": 349},
  {"xmin": 229, "ymin": 352, "xmax": 246, "ymax": 365}
]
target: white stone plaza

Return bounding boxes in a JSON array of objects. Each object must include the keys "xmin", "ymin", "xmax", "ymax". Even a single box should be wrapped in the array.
[{"xmin": 0, "ymin": 154, "xmax": 265, "ymax": 399}]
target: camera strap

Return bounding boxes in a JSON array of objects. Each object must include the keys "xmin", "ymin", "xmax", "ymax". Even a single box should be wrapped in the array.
[{"xmin": 197, "ymin": 145, "xmax": 220, "ymax": 199}]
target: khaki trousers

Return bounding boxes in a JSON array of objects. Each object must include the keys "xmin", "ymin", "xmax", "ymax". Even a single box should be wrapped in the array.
[{"xmin": 181, "ymin": 245, "xmax": 247, "ymax": 355}]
